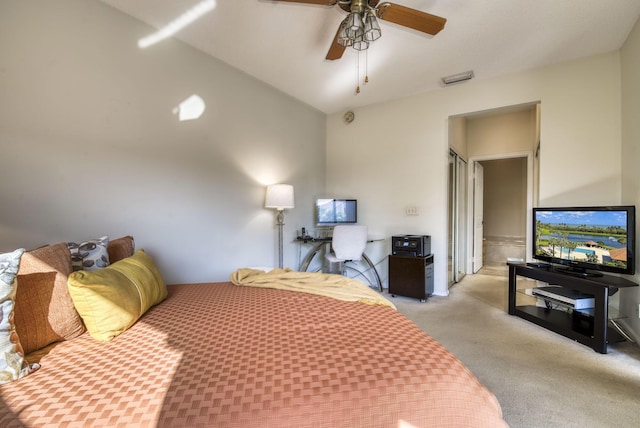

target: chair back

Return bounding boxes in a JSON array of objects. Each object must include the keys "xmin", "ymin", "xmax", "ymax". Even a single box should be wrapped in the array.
[{"xmin": 331, "ymin": 225, "xmax": 368, "ymax": 261}]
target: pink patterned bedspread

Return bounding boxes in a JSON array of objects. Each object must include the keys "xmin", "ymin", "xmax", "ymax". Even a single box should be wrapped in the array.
[{"xmin": 0, "ymin": 282, "xmax": 507, "ymax": 427}]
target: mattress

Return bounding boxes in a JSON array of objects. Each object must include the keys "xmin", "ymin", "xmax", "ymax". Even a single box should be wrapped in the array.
[{"xmin": 0, "ymin": 281, "xmax": 507, "ymax": 427}]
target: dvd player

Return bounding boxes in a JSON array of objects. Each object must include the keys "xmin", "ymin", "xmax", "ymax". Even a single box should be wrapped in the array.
[{"xmin": 532, "ymin": 286, "xmax": 595, "ymax": 309}]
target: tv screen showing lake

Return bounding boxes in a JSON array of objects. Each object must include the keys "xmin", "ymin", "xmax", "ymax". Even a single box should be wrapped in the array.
[{"xmin": 540, "ymin": 232, "xmax": 625, "ymax": 248}]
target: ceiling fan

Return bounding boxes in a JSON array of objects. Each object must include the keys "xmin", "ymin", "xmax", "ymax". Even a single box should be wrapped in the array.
[{"xmin": 272, "ymin": 0, "xmax": 446, "ymax": 60}]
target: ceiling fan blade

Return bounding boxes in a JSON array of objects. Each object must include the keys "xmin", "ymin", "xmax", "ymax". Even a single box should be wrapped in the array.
[
  {"xmin": 376, "ymin": 3, "xmax": 446, "ymax": 35},
  {"xmin": 325, "ymin": 25, "xmax": 346, "ymax": 60},
  {"xmin": 271, "ymin": 0, "xmax": 337, "ymax": 5}
]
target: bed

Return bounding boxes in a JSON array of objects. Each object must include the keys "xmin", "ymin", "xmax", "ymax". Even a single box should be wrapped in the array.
[{"xmin": 0, "ymin": 241, "xmax": 507, "ymax": 427}]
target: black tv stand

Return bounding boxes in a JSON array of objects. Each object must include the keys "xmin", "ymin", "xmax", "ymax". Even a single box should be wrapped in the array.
[
  {"xmin": 554, "ymin": 266, "xmax": 603, "ymax": 278},
  {"xmin": 508, "ymin": 262, "xmax": 638, "ymax": 353}
]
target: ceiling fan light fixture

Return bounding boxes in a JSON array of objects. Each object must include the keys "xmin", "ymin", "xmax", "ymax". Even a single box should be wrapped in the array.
[
  {"xmin": 364, "ymin": 12, "xmax": 381, "ymax": 41},
  {"xmin": 440, "ymin": 70, "xmax": 475, "ymax": 86},
  {"xmin": 337, "ymin": 37, "xmax": 352, "ymax": 47},
  {"xmin": 352, "ymin": 37, "xmax": 369, "ymax": 51},
  {"xmin": 278, "ymin": 0, "xmax": 446, "ymax": 62},
  {"xmin": 345, "ymin": 12, "xmax": 364, "ymax": 39},
  {"xmin": 337, "ymin": 20, "xmax": 353, "ymax": 47}
]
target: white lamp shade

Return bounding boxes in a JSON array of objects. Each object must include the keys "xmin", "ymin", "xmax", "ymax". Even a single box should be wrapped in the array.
[{"xmin": 265, "ymin": 184, "xmax": 294, "ymax": 210}]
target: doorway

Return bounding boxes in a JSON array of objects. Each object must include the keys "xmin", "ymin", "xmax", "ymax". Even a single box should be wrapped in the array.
[
  {"xmin": 472, "ymin": 156, "xmax": 530, "ymax": 275},
  {"xmin": 448, "ymin": 102, "xmax": 540, "ymax": 282}
]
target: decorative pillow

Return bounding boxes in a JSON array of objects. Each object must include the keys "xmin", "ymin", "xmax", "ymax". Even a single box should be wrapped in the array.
[
  {"xmin": 15, "ymin": 243, "xmax": 86, "ymax": 356},
  {"xmin": 107, "ymin": 235, "xmax": 135, "ymax": 264},
  {"xmin": 67, "ymin": 236, "xmax": 109, "ymax": 271},
  {"xmin": 67, "ymin": 249, "xmax": 167, "ymax": 342},
  {"xmin": 0, "ymin": 248, "xmax": 39, "ymax": 384}
]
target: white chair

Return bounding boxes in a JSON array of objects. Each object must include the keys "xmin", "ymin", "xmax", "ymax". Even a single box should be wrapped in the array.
[{"xmin": 324, "ymin": 225, "xmax": 368, "ymax": 275}]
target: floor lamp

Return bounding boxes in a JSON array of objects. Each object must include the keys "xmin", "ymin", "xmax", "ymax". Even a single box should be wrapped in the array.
[{"xmin": 265, "ymin": 184, "xmax": 294, "ymax": 269}]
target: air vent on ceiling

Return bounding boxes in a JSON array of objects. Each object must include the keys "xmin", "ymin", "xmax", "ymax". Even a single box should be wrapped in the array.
[{"xmin": 440, "ymin": 70, "xmax": 475, "ymax": 87}]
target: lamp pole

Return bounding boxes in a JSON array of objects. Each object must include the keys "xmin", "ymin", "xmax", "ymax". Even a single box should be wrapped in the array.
[
  {"xmin": 265, "ymin": 183, "xmax": 294, "ymax": 269},
  {"xmin": 276, "ymin": 209, "xmax": 285, "ymax": 269}
]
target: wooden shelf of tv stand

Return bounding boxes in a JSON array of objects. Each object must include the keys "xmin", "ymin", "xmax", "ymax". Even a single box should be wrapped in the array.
[{"xmin": 507, "ymin": 263, "xmax": 638, "ymax": 354}]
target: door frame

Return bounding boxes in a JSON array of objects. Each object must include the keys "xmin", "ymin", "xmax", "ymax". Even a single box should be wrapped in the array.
[{"xmin": 466, "ymin": 151, "xmax": 534, "ymax": 274}]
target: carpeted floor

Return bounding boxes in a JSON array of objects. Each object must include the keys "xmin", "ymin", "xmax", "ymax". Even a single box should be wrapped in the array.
[{"xmin": 391, "ymin": 268, "xmax": 640, "ymax": 428}]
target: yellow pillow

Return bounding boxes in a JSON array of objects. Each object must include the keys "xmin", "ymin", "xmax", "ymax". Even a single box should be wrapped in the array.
[{"xmin": 67, "ymin": 249, "xmax": 167, "ymax": 342}]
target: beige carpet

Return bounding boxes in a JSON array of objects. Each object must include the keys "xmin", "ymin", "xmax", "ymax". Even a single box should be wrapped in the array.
[{"xmin": 391, "ymin": 270, "xmax": 640, "ymax": 428}]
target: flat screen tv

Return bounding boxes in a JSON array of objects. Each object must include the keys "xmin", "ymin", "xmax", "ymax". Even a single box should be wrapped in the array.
[
  {"xmin": 316, "ymin": 199, "xmax": 357, "ymax": 226},
  {"xmin": 532, "ymin": 206, "xmax": 635, "ymax": 276}
]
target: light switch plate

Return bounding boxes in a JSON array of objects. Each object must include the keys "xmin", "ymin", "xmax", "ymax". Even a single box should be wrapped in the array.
[{"xmin": 405, "ymin": 206, "xmax": 419, "ymax": 216}]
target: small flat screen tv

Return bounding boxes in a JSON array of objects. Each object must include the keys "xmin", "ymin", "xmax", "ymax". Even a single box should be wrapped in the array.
[
  {"xmin": 532, "ymin": 205, "xmax": 635, "ymax": 276},
  {"xmin": 316, "ymin": 199, "xmax": 357, "ymax": 226}
]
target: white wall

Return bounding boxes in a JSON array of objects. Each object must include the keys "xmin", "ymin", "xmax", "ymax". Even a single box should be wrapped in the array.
[
  {"xmin": 467, "ymin": 108, "xmax": 537, "ymax": 158},
  {"xmin": 448, "ymin": 117, "xmax": 467, "ymax": 159},
  {"xmin": 327, "ymin": 51, "xmax": 623, "ymax": 296},
  {"xmin": 481, "ymin": 158, "xmax": 528, "ymax": 239},
  {"xmin": 0, "ymin": 0, "xmax": 326, "ymax": 283},
  {"xmin": 621, "ymin": 16, "xmax": 640, "ymax": 340}
]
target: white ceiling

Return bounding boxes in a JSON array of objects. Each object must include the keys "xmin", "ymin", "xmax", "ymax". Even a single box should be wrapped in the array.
[{"xmin": 101, "ymin": 0, "xmax": 640, "ymax": 114}]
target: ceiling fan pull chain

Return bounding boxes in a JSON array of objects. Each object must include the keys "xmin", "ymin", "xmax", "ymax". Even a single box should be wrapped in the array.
[
  {"xmin": 356, "ymin": 50, "xmax": 361, "ymax": 94},
  {"xmin": 364, "ymin": 49, "xmax": 369, "ymax": 84}
]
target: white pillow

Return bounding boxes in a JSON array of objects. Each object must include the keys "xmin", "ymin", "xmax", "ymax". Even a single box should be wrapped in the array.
[{"xmin": 0, "ymin": 248, "xmax": 39, "ymax": 384}]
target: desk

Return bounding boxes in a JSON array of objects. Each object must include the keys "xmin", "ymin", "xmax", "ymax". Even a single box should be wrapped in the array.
[{"xmin": 297, "ymin": 236, "xmax": 383, "ymax": 291}]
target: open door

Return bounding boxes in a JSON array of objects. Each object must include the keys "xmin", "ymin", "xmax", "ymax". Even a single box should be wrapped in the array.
[{"xmin": 473, "ymin": 161, "xmax": 484, "ymax": 273}]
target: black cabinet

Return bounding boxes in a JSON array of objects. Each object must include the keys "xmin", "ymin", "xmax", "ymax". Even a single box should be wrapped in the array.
[
  {"xmin": 508, "ymin": 263, "xmax": 638, "ymax": 353},
  {"xmin": 389, "ymin": 255, "xmax": 434, "ymax": 302}
]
